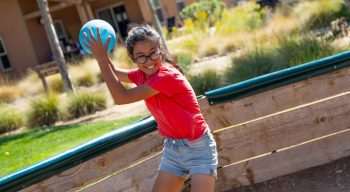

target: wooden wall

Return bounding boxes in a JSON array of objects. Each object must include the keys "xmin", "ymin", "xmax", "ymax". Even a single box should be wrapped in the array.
[{"xmin": 21, "ymin": 67, "xmax": 350, "ymax": 191}]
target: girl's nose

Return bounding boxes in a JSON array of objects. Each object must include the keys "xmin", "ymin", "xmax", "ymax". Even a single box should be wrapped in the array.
[{"xmin": 145, "ymin": 57, "xmax": 152, "ymax": 63}]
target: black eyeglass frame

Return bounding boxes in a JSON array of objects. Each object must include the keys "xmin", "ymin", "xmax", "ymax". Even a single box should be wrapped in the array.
[{"xmin": 134, "ymin": 51, "xmax": 162, "ymax": 64}]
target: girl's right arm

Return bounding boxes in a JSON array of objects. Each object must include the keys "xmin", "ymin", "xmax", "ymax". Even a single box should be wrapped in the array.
[
  {"xmin": 82, "ymin": 28, "xmax": 159, "ymax": 105},
  {"xmin": 109, "ymin": 64, "xmax": 133, "ymax": 83}
]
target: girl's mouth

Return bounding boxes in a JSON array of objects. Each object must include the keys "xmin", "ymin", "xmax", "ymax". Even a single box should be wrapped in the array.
[{"xmin": 145, "ymin": 64, "xmax": 156, "ymax": 69}]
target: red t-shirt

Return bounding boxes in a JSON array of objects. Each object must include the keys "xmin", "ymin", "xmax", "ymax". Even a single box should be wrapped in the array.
[{"xmin": 128, "ymin": 65, "xmax": 208, "ymax": 141}]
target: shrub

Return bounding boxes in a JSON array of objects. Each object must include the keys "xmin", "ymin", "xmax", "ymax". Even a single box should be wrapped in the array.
[
  {"xmin": 179, "ymin": 38, "xmax": 199, "ymax": 53},
  {"xmin": 215, "ymin": 2, "xmax": 265, "ymax": 35},
  {"xmin": 27, "ymin": 94, "xmax": 60, "ymax": 128},
  {"xmin": 175, "ymin": 18, "xmax": 197, "ymax": 36},
  {"xmin": 66, "ymin": 92, "xmax": 106, "ymax": 119},
  {"xmin": 188, "ymin": 69, "xmax": 221, "ymax": 95},
  {"xmin": 17, "ymin": 70, "xmax": 44, "ymax": 96},
  {"xmin": 111, "ymin": 46, "xmax": 134, "ymax": 69},
  {"xmin": 223, "ymin": 42, "xmax": 237, "ymax": 53},
  {"xmin": 0, "ymin": 107, "xmax": 24, "ymax": 134},
  {"xmin": 74, "ymin": 72, "xmax": 95, "ymax": 87},
  {"xmin": 0, "ymin": 85, "xmax": 23, "ymax": 103},
  {"xmin": 173, "ymin": 51, "xmax": 193, "ymax": 73},
  {"xmin": 333, "ymin": 3, "xmax": 350, "ymax": 20},
  {"xmin": 224, "ymin": 32, "xmax": 341, "ymax": 84},
  {"xmin": 180, "ymin": 0, "xmax": 225, "ymax": 28},
  {"xmin": 225, "ymin": 47, "xmax": 276, "ymax": 84},
  {"xmin": 275, "ymin": 34, "xmax": 337, "ymax": 67},
  {"xmin": 292, "ymin": 0, "xmax": 346, "ymax": 30},
  {"xmin": 48, "ymin": 76, "xmax": 64, "ymax": 93},
  {"xmin": 201, "ymin": 45, "xmax": 219, "ymax": 57},
  {"xmin": 69, "ymin": 62, "xmax": 97, "ymax": 87}
]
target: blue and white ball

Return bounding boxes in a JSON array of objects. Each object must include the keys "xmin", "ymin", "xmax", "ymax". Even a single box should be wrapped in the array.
[{"xmin": 79, "ymin": 19, "xmax": 117, "ymax": 54}]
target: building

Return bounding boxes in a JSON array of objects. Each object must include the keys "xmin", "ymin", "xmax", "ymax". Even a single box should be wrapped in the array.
[{"xmin": 0, "ymin": 0, "xmax": 237, "ymax": 80}]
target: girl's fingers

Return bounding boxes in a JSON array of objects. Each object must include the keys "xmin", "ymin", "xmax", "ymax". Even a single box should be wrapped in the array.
[
  {"xmin": 82, "ymin": 27, "xmax": 108, "ymax": 54},
  {"xmin": 104, "ymin": 36, "xmax": 111, "ymax": 48},
  {"xmin": 87, "ymin": 27, "xmax": 104, "ymax": 45},
  {"xmin": 81, "ymin": 40, "xmax": 90, "ymax": 49},
  {"xmin": 96, "ymin": 28, "xmax": 102, "ymax": 43},
  {"xmin": 83, "ymin": 32, "xmax": 93, "ymax": 45},
  {"xmin": 88, "ymin": 27, "xmax": 97, "ymax": 43}
]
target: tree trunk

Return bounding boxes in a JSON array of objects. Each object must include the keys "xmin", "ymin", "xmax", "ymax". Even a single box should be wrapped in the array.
[
  {"xmin": 146, "ymin": 0, "xmax": 168, "ymax": 51},
  {"xmin": 36, "ymin": 0, "xmax": 75, "ymax": 94}
]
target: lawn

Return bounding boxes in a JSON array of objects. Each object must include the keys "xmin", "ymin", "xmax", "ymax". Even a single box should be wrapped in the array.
[{"xmin": 0, "ymin": 115, "xmax": 145, "ymax": 177}]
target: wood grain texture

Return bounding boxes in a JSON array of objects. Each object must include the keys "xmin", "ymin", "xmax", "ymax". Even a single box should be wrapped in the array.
[
  {"xmin": 214, "ymin": 91, "xmax": 350, "ymax": 166},
  {"xmin": 80, "ymin": 153, "xmax": 162, "ymax": 192},
  {"xmin": 200, "ymin": 68, "xmax": 350, "ymax": 130},
  {"xmin": 216, "ymin": 129, "xmax": 350, "ymax": 191}
]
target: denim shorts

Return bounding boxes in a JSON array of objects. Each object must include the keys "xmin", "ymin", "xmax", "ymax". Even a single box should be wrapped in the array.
[{"xmin": 159, "ymin": 129, "xmax": 218, "ymax": 179}]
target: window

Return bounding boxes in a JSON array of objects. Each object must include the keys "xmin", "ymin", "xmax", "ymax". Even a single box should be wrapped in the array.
[
  {"xmin": 97, "ymin": 4, "xmax": 130, "ymax": 38},
  {"xmin": 0, "ymin": 37, "xmax": 11, "ymax": 71},
  {"xmin": 53, "ymin": 20, "xmax": 67, "ymax": 40},
  {"xmin": 152, "ymin": 0, "xmax": 164, "ymax": 23},
  {"xmin": 176, "ymin": 0, "xmax": 185, "ymax": 12}
]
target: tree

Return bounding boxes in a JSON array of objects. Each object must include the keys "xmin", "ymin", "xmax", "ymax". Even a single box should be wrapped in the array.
[
  {"xmin": 147, "ymin": 0, "xmax": 169, "ymax": 51},
  {"xmin": 36, "ymin": 0, "xmax": 75, "ymax": 94}
]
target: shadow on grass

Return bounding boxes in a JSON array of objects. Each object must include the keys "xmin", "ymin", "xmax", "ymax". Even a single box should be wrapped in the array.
[{"xmin": 0, "ymin": 124, "xmax": 79, "ymax": 146}]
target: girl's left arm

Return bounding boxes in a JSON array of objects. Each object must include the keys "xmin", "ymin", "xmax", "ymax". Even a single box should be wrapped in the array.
[{"xmin": 82, "ymin": 28, "xmax": 159, "ymax": 104}]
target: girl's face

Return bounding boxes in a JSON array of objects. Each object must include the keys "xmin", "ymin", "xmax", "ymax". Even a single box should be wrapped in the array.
[{"xmin": 132, "ymin": 39, "xmax": 162, "ymax": 76}]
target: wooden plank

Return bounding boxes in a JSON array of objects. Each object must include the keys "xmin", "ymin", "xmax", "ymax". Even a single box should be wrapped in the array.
[
  {"xmin": 80, "ymin": 153, "xmax": 162, "ymax": 192},
  {"xmin": 20, "ymin": 131, "xmax": 164, "ymax": 192},
  {"xmin": 216, "ymin": 129, "xmax": 350, "ymax": 191},
  {"xmin": 199, "ymin": 67, "xmax": 350, "ymax": 130},
  {"xmin": 214, "ymin": 91, "xmax": 350, "ymax": 166}
]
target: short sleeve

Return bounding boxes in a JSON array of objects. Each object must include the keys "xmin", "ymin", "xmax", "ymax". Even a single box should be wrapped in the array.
[
  {"xmin": 146, "ymin": 66, "xmax": 186, "ymax": 97},
  {"xmin": 128, "ymin": 69, "xmax": 145, "ymax": 86}
]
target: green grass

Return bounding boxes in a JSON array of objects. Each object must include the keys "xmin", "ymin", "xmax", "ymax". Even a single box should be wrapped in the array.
[{"xmin": 0, "ymin": 115, "xmax": 145, "ymax": 177}]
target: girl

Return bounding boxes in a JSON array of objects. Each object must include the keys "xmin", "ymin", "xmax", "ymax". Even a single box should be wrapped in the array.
[{"xmin": 82, "ymin": 24, "xmax": 218, "ymax": 192}]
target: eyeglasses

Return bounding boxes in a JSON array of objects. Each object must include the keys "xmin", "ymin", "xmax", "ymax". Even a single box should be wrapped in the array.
[{"xmin": 134, "ymin": 51, "xmax": 162, "ymax": 64}]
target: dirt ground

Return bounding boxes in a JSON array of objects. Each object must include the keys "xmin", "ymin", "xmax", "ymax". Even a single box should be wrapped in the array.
[{"xmin": 228, "ymin": 155, "xmax": 350, "ymax": 192}]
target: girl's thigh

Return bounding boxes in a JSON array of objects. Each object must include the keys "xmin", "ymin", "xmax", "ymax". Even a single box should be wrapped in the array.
[
  {"xmin": 190, "ymin": 174, "xmax": 216, "ymax": 192},
  {"xmin": 152, "ymin": 170, "xmax": 185, "ymax": 192}
]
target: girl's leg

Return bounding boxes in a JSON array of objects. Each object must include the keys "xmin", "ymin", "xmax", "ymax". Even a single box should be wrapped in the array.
[
  {"xmin": 190, "ymin": 174, "xmax": 216, "ymax": 192},
  {"xmin": 152, "ymin": 170, "xmax": 185, "ymax": 192}
]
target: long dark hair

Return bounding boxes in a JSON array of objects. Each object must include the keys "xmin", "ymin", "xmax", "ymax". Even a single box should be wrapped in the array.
[{"xmin": 125, "ymin": 24, "xmax": 184, "ymax": 74}]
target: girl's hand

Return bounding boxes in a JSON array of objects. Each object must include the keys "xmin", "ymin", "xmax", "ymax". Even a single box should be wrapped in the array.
[{"xmin": 81, "ymin": 27, "xmax": 111, "ymax": 59}]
